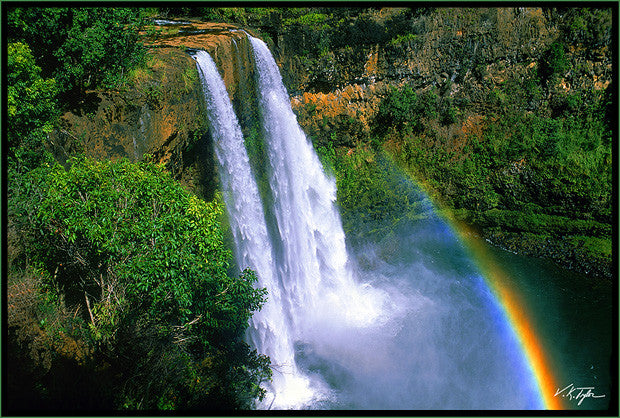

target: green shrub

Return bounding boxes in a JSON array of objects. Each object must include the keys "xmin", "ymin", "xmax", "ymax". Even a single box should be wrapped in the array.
[
  {"xmin": 330, "ymin": 145, "xmax": 428, "ymax": 241},
  {"xmin": 284, "ymin": 12, "xmax": 329, "ymax": 26},
  {"xmin": 8, "ymin": 7, "xmax": 146, "ymax": 96},
  {"xmin": 539, "ymin": 41, "xmax": 569, "ymax": 81},
  {"xmin": 7, "ymin": 42, "xmax": 59, "ymax": 169},
  {"xmin": 388, "ymin": 33, "xmax": 418, "ymax": 46},
  {"xmin": 10, "ymin": 157, "xmax": 271, "ymax": 410},
  {"xmin": 561, "ymin": 7, "xmax": 612, "ymax": 50},
  {"xmin": 376, "ymin": 85, "xmax": 418, "ymax": 132}
]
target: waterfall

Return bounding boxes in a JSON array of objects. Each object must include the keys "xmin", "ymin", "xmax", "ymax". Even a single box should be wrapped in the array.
[
  {"xmin": 247, "ymin": 36, "xmax": 390, "ymax": 406},
  {"xmin": 194, "ymin": 38, "xmax": 390, "ymax": 409},
  {"xmin": 193, "ymin": 50, "xmax": 314, "ymax": 408},
  {"xmin": 248, "ymin": 35, "xmax": 387, "ymax": 330}
]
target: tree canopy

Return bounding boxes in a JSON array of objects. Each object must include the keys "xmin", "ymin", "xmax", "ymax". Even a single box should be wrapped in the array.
[
  {"xmin": 8, "ymin": 157, "xmax": 271, "ymax": 410},
  {"xmin": 7, "ymin": 42, "xmax": 59, "ymax": 168},
  {"xmin": 7, "ymin": 7, "xmax": 146, "ymax": 95}
]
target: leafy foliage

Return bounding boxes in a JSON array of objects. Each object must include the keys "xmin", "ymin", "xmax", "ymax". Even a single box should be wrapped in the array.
[
  {"xmin": 560, "ymin": 7, "xmax": 613, "ymax": 50},
  {"xmin": 539, "ymin": 41, "xmax": 569, "ymax": 82},
  {"xmin": 7, "ymin": 43, "xmax": 59, "ymax": 138},
  {"xmin": 375, "ymin": 85, "xmax": 455, "ymax": 134},
  {"xmin": 7, "ymin": 42, "xmax": 59, "ymax": 169},
  {"xmin": 317, "ymin": 143, "xmax": 429, "ymax": 242},
  {"xmin": 7, "ymin": 7, "xmax": 146, "ymax": 95},
  {"xmin": 375, "ymin": 85, "xmax": 420, "ymax": 132},
  {"xmin": 8, "ymin": 158, "xmax": 271, "ymax": 410}
]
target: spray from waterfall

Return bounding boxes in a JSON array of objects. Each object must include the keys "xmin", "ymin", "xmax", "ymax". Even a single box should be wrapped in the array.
[{"xmin": 193, "ymin": 37, "xmax": 392, "ymax": 409}]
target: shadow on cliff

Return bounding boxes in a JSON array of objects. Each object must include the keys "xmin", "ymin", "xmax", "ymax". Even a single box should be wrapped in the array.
[{"xmin": 61, "ymin": 90, "xmax": 103, "ymax": 117}]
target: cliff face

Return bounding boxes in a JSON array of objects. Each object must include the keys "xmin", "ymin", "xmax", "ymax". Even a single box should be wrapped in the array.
[
  {"xmin": 53, "ymin": 10, "xmax": 612, "ymax": 199},
  {"xmin": 271, "ymin": 7, "xmax": 613, "ymax": 278},
  {"xmin": 279, "ymin": 8, "xmax": 611, "ymax": 147},
  {"xmin": 50, "ymin": 21, "xmax": 256, "ymax": 200}
]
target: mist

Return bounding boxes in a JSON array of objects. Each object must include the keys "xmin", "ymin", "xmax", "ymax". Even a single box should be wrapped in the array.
[
  {"xmin": 200, "ymin": 35, "xmax": 544, "ymax": 410},
  {"xmin": 288, "ymin": 204, "xmax": 542, "ymax": 409}
]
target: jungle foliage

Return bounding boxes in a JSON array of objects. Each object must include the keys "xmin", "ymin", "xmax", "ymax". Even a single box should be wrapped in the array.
[
  {"xmin": 7, "ymin": 42, "xmax": 59, "ymax": 169},
  {"xmin": 6, "ymin": 7, "xmax": 150, "ymax": 169},
  {"xmin": 303, "ymin": 7, "xmax": 613, "ymax": 276},
  {"xmin": 7, "ymin": 158, "xmax": 271, "ymax": 411},
  {"xmin": 7, "ymin": 7, "xmax": 147, "ymax": 99}
]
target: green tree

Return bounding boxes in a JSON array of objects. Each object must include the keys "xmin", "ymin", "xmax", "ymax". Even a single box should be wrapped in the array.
[
  {"xmin": 7, "ymin": 42, "xmax": 59, "ymax": 169},
  {"xmin": 561, "ymin": 7, "xmax": 613, "ymax": 50},
  {"xmin": 9, "ymin": 157, "xmax": 271, "ymax": 410},
  {"xmin": 538, "ymin": 41, "xmax": 569, "ymax": 82},
  {"xmin": 375, "ymin": 85, "xmax": 442, "ymax": 134},
  {"xmin": 375, "ymin": 85, "xmax": 419, "ymax": 132},
  {"xmin": 8, "ymin": 7, "xmax": 146, "ymax": 95}
]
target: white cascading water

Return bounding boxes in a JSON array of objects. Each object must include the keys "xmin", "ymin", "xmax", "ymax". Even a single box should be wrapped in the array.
[
  {"xmin": 195, "ymin": 39, "xmax": 391, "ymax": 408},
  {"xmin": 248, "ymin": 36, "xmax": 391, "ymax": 406},
  {"xmin": 193, "ymin": 50, "xmax": 314, "ymax": 408},
  {"xmin": 249, "ymin": 35, "xmax": 388, "ymax": 325}
]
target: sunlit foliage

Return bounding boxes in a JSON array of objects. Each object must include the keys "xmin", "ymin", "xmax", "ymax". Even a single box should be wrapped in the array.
[{"xmin": 7, "ymin": 158, "xmax": 271, "ymax": 410}]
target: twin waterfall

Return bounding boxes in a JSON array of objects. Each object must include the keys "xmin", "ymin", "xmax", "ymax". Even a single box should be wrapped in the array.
[{"xmin": 194, "ymin": 36, "xmax": 387, "ymax": 408}]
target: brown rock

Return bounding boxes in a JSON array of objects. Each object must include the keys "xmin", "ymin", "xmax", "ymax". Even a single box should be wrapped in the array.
[{"xmin": 50, "ymin": 23, "xmax": 255, "ymax": 200}]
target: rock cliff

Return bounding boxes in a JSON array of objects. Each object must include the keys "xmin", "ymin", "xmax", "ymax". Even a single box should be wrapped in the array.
[
  {"xmin": 52, "ymin": 10, "xmax": 612, "ymax": 200},
  {"xmin": 271, "ymin": 7, "xmax": 612, "ymax": 278},
  {"xmin": 280, "ymin": 8, "xmax": 611, "ymax": 148},
  {"xmin": 50, "ymin": 20, "xmax": 256, "ymax": 200}
]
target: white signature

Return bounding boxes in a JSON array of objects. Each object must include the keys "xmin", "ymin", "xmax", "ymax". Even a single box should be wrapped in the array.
[{"xmin": 554, "ymin": 383, "xmax": 606, "ymax": 406}]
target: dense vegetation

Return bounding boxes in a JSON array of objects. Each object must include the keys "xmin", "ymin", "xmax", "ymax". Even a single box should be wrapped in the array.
[
  {"xmin": 8, "ymin": 158, "xmax": 270, "ymax": 410},
  {"xmin": 6, "ymin": 7, "xmax": 147, "ymax": 171},
  {"xmin": 7, "ymin": 8, "xmax": 146, "ymax": 96},
  {"xmin": 7, "ymin": 41, "xmax": 59, "ymax": 169},
  {"xmin": 373, "ymin": 8, "xmax": 612, "ymax": 277},
  {"xmin": 6, "ymin": 6, "xmax": 270, "ymax": 411}
]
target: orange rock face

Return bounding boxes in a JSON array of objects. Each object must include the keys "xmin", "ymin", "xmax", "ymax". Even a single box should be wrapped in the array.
[
  {"xmin": 291, "ymin": 81, "xmax": 397, "ymax": 147},
  {"xmin": 144, "ymin": 21, "xmax": 257, "ymax": 103}
]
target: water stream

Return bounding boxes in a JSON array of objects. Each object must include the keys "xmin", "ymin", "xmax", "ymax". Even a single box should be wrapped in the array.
[{"xmin": 193, "ymin": 50, "xmax": 314, "ymax": 407}]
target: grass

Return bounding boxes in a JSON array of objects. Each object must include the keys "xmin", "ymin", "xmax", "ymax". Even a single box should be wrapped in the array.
[
  {"xmin": 474, "ymin": 209, "xmax": 611, "ymax": 237},
  {"xmin": 181, "ymin": 66, "xmax": 198, "ymax": 93},
  {"xmin": 569, "ymin": 236, "xmax": 612, "ymax": 259}
]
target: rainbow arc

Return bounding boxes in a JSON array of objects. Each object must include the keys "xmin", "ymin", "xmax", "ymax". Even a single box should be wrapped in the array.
[
  {"xmin": 449, "ymin": 217, "xmax": 563, "ymax": 410},
  {"xmin": 393, "ymin": 158, "xmax": 564, "ymax": 410}
]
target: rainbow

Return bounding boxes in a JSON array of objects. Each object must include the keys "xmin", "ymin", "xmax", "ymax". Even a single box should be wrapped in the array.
[
  {"xmin": 388, "ymin": 156, "xmax": 564, "ymax": 410},
  {"xmin": 447, "ymin": 216, "xmax": 564, "ymax": 410}
]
